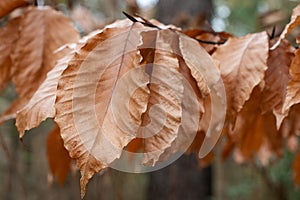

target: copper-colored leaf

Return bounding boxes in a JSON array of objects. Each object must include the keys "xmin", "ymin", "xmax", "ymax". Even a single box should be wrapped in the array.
[
  {"xmin": 180, "ymin": 33, "xmax": 226, "ymax": 158},
  {"xmin": 138, "ymin": 29, "xmax": 183, "ymax": 166},
  {"xmin": 0, "ymin": 0, "xmax": 29, "ymax": 18},
  {"xmin": 15, "ymin": 30, "xmax": 102, "ymax": 137},
  {"xmin": 55, "ymin": 21, "xmax": 150, "ymax": 197},
  {"xmin": 261, "ymin": 39, "xmax": 294, "ymax": 128},
  {"xmin": 212, "ymin": 32, "xmax": 269, "ymax": 123},
  {"xmin": 47, "ymin": 125, "xmax": 72, "ymax": 186},
  {"xmin": 0, "ymin": 17, "xmax": 20, "ymax": 94},
  {"xmin": 282, "ymin": 47, "xmax": 300, "ymax": 116},
  {"xmin": 158, "ymin": 57, "xmax": 203, "ymax": 162},
  {"xmin": 224, "ymin": 87, "xmax": 283, "ymax": 163},
  {"xmin": 230, "ymin": 88, "xmax": 264, "ymax": 160},
  {"xmin": 16, "ymin": 49, "xmax": 75, "ymax": 137},
  {"xmin": 273, "ymin": 3, "xmax": 300, "ymax": 49},
  {"xmin": 1, "ymin": 6, "xmax": 79, "ymax": 122}
]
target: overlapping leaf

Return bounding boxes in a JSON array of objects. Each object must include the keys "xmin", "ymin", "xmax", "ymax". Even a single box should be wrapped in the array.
[
  {"xmin": 282, "ymin": 45, "xmax": 300, "ymax": 116},
  {"xmin": 0, "ymin": 17, "xmax": 20, "ymax": 94},
  {"xmin": 273, "ymin": 3, "xmax": 300, "ymax": 49},
  {"xmin": 47, "ymin": 124, "xmax": 72, "ymax": 186},
  {"xmin": 261, "ymin": 39, "xmax": 294, "ymax": 128},
  {"xmin": 15, "ymin": 30, "xmax": 102, "ymax": 137},
  {"xmin": 212, "ymin": 32, "xmax": 269, "ymax": 124},
  {"xmin": 222, "ymin": 87, "xmax": 283, "ymax": 164},
  {"xmin": 0, "ymin": 6, "xmax": 79, "ymax": 123},
  {"xmin": 0, "ymin": 0, "xmax": 29, "ymax": 18},
  {"xmin": 138, "ymin": 29, "xmax": 184, "ymax": 166},
  {"xmin": 55, "ymin": 21, "xmax": 152, "ymax": 197}
]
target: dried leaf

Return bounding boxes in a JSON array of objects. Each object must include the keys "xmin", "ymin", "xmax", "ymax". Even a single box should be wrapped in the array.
[
  {"xmin": 230, "ymin": 88, "xmax": 264, "ymax": 160},
  {"xmin": 0, "ymin": 17, "xmax": 20, "ymax": 94},
  {"xmin": 158, "ymin": 57, "xmax": 203, "ymax": 162},
  {"xmin": 273, "ymin": 3, "xmax": 300, "ymax": 49},
  {"xmin": 55, "ymin": 22, "xmax": 150, "ymax": 197},
  {"xmin": 261, "ymin": 39, "xmax": 294, "ymax": 128},
  {"xmin": 15, "ymin": 30, "xmax": 100, "ymax": 137},
  {"xmin": 0, "ymin": 0, "xmax": 29, "ymax": 18},
  {"xmin": 212, "ymin": 32, "xmax": 269, "ymax": 123},
  {"xmin": 138, "ymin": 29, "xmax": 183, "ymax": 166},
  {"xmin": 180, "ymin": 33, "xmax": 226, "ymax": 158},
  {"xmin": 282, "ymin": 47, "xmax": 300, "ymax": 116},
  {"xmin": 1, "ymin": 6, "xmax": 79, "ymax": 122},
  {"xmin": 47, "ymin": 125, "xmax": 72, "ymax": 186},
  {"xmin": 16, "ymin": 50, "xmax": 75, "ymax": 137},
  {"xmin": 224, "ymin": 87, "xmax": 283, "ymax": 163}
]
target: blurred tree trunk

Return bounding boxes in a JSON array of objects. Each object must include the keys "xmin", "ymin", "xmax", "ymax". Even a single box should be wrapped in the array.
[
  {"xmin": 148, "ymin": 154, "xmax": 212, "ymax": 200},
  {"xmin": 155, "ymin": 0, "xmax": 214, "ymax": 29}
]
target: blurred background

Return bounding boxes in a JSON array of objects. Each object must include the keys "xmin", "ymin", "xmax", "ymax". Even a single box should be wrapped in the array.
[{"xmin": 0, "ymin": 0, "xmax": 300, "ymax": 199}]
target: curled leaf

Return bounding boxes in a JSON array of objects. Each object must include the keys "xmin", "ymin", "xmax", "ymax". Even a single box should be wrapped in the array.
[
  {"xmin": 47, "ymin": 125, "xmax": 72, "ymax": 186},
  {"xmin": 55, "ymin": 21, "xmax": 151, "ymax": 197},
  {"xmin": 0, "ymin": 17, "xmax": 20, "ymax": 94},
  {"xmin": 261, "ymin": 39, "xmax": 294, "ymax": 128},
  {"xmin": 272, "ymin": 3, "xmax": 300, "ymax": 49},
  {"xmin": 0, "ymin": 6, "xmax": 79, "ymax": 122},
  {"xmin": 0, "ymin": 0, "xmax": 29, "ymax": 18},
  {"xmin": 212, "ymin": 32, "xmax": 269, "ymax": 123}
]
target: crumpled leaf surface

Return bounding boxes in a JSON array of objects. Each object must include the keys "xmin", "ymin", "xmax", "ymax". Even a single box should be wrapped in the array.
[
  {"xmin": 138, "ymin": 29, "xmax": 184, "ymax": 166},
  {"xmin": 0, "ymin": 17, "xmax": 20, "ymax": 94},
  {"xmin": 0, "ymin": 6, "xmax": 79, "ymax": 123},
  {"xmin": 261, "ymin": 39, "xmax": 294, "ymax": 128},
  {"xmin": 212, "ymin": 32, "xmax": 269, "ymax": 123},
  {"xmin": 55, "ymin": 21, "xmax": 151, "ymax": 197},
  {"xmin": 15, "ymin": 30, "xmax": 99, "ymax": 137},
  {"xmin": 282, "ymin": 42, "xmax": 300, "ymax": 117},
  {"xmin": 273, "ymin": 3, "xmax": 300, "ymax": 49}
]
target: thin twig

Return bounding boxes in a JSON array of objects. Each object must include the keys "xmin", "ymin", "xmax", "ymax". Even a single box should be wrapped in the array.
[
  {"xmin": 196, "ymin": 39, "xmax": 226, "ymax": 45},
  {"xmin": 122, "ymin": 11, "xmax": 161, "ymax": 30}
]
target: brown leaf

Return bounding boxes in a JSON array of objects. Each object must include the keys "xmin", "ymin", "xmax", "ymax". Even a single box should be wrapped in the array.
[
  {"xmin": 138, "ymin": 29, "xmax": 183, "ymax": 166},
  {"xmin": 0, "ymin": 17, "xmax": 20, "ymax": 94},
  {"xmin": 55, "ymin": 21, "xmax": 151, "ymax": 197},
  {"xmin": 230, "ymin": 88, "xmax": 264, "ymax": 160},
  {"xmin": 16, "ymin": 48, "xmax": 75, "ymax": 137},
  {"xmin": 158, "ymin": 57, "xmax": 203, "ymax": 162},
  {"xmin": 47, "ymin": 125, "xmax": 72, "ymax": 186},
  {"xmin": 273, "ymin": 3, "xmax": 300, "ymax": 49},
  {"xmin": 224, "ymin": 87, "xmax": 283, "ymax": 163},
  {"xmin": 126, "ymin": 137, "xmax": 144, "ymax": 153},
  {"xmin": 282, "ymin": 47, "xmax": 300, "ymax": 116},
  {"xmin": 0, "ymin": 6, "xmax": 79, "ymax": 122},
  {"xmin": 157, "ymin": 32, "xmax": 224, "ymax": 162},
  {"xmin": 0, "ymin": 0, "xmax": 29, "ymax": 18},
  {"xmin": 15, "ymin": 31, "xmax": 98, "ymax": 137},
  {"xmin": 261, "ymin": 39, "xmax": 294, "ymax": 128},
  {"xmin": 212, "ymin": 32, "xmax": 269, "ymax": 123},
  {"xmin": 180, "ymin": 33, "xmax": 226, "ymax": 158}
]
